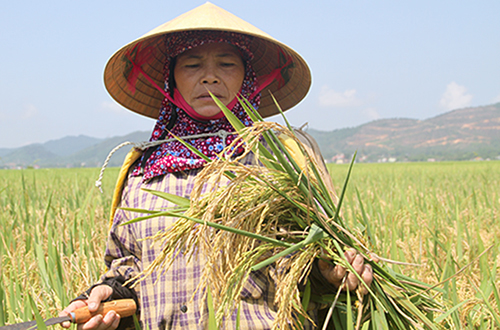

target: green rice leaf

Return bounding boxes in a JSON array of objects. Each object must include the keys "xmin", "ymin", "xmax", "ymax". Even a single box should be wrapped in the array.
[
  {"xmin": 236, "ymin": 302, "xmax": 241, "ymax": 330},
  {"xmin": 141, "ymin": 188, "xmax": 190, "ymax": 208},
  {"xmin": 372, "ymin": 303, "xmax": 389, "ymax": 330},
  {"xmin": 207, "ymin": 287, "xmax": 218, "ymax": 330},
  {"xmin": 270, "ymin": 93, "xmax": 293, "ymax": 131},
  {"xmin": 170, "ymin": 133, "xmax": 212, "ymax": 163},
  {"xmin": 346, "ymin": 288, "xmax": 353, "ymax": 330},
  {"xmin": 28, "ymin": 295, "xmax": 46, "ymax": 330},
  {"xmin": 133, "ymin": 314, "xmax": 143, "ymax": 330},
  {"xmin": 210, "ymin": 92, "xmax": 245, "ymax": 133},
  {"xmin": 332, "ymin": 152, "xmax": 357, "ymax": 228},
  {"xmin": 476, "ymin": 282, "xmax": 500, "ymax": 327},
  {"xmin": 434, "ymin": 298, "xmax": 471, "ymax": 323},
  {"xmin": 122, "ymin": 210, "xmax": 293, "ymax": 248},
  {"xmin": 251, "ymin": 224, "xmax": 327, "ymax": 271},
  {"xmin": 120, "ymin": 207, "xmax": 187, "ymax": 216},
  {"xmin": 299, "ymin": 281, "xmax": 311, "ymax": 326},
  {"xmin": 263, "ymin": 129, "xmax": 336, "ymax": 220},
  {"xmin": 354, "ymin": 187, "xmax": 374, "ymax": 246},
  {"xmin": 237, "ymin": 94, "xmax": 261, "ymax": 123},
  {"xmin": 379, "ymin": 279, "xmax": 438, "ymax": 329}
]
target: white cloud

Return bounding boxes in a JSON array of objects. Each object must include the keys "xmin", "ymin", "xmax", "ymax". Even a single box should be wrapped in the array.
[
  {"xmin": 362, "ymin": 108, "xmax": 381, "ymax": 121},
  {"xmin": 21, "ymin": 104, "xmax": 38, "ymax": 119},
  {"xmin": 492, "ymin": 93, "xmax": 500, "ymax": 104},
  {"xmin": 439, "ymin": 82, "xmax": 473, "ymax": 110},
  {"xmin": 101, "ymin": 101, "xmax": 127, "ymax": 114},
  {"xmin": 319, "ymin": 86, "xmax": 362, "ymax": 108}
]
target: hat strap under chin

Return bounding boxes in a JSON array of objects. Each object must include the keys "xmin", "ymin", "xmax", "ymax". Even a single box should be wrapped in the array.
[{"xmin": 125, "ymin": 43, "xmax": 293, "ymax": 115}]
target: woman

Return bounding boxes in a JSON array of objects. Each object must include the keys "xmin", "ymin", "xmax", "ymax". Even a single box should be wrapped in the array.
[{"xmin": 62, "ymin": 3, "xmax": 372, "ymax": 330}]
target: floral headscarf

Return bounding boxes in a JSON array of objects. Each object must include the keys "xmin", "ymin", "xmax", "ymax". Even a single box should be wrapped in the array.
[{"xmin": 132, "ymin": 31, "xmax": 260, "ymax": 180}]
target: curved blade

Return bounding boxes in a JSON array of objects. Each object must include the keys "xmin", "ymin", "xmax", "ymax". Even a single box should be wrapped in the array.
[{"xmin": 0, "ymin": 315, "xmax": 71, "ymax": 330}]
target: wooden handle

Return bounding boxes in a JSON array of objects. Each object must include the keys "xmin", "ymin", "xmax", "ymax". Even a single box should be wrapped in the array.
[{"xmin": 72, "ymin": 299, "xmax": 137, "ymax": 323}]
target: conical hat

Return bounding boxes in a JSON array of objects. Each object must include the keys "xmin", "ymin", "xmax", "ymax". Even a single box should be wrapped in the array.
[{"xmin": 104, "ymin": 2, "xmax": 311, "ymax": 119}]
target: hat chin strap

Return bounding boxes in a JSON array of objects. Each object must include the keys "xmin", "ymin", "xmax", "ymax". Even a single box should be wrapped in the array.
[
  {"xmin": 249, "ymin": 49, "xmax": 294, "ymax": 101},
  {"xmin": 169, "ymin": 65, "xmax": 283, "ymax": 120},
  {"xmin": 250, "ymin": 68, "xmax": 281, "ymax": 100},
  {"xmin": 125, "ymin": 47, "xmax": 289, "ymax": 118}
]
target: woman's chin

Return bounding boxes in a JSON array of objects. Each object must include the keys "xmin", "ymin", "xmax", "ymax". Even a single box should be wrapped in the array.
[{"xmin": 193, "ymin": 106, "xmax": 223, "ymax": 118}]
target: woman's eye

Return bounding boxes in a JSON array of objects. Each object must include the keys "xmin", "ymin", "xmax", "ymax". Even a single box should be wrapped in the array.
[
  {"xmin": 185, "ymin": 64, "xmax": 200, "ymax": 68},
  {"xmin": 221, "ymin": 62, "xmax": 235, "ymax": 67}
]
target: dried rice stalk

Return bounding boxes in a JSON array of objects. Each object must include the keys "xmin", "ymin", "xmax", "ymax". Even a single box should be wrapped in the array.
[{"xmin": 122, "ymin": 97, "xmax": 442, "ymax": 329}]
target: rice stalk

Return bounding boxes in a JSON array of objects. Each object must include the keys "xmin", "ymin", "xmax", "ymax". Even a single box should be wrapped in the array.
[{"xmin": 123, "ymin": 95, "xmax": 442, "ymax": 329}]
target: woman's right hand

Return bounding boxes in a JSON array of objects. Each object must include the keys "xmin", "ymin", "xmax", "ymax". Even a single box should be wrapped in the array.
[{"xmin": 59, "ymin": 285, "xmax": 121, "ymax": 330}]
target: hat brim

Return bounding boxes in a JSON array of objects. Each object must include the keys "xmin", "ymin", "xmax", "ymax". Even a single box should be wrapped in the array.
[{"xmin": 103, "ymin": 3, "xmax": 311, "ymax": 119}]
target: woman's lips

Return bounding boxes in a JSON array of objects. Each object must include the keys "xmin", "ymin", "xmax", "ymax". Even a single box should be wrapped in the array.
[{"xmin": 197, "ymin": 93, "xmax": 223, "ymax": 100}]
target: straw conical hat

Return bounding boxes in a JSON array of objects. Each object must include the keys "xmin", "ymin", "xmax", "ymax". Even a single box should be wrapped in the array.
[{"xmin": 104, "ymin": 2, "xmax": 311, "ymax": 119}]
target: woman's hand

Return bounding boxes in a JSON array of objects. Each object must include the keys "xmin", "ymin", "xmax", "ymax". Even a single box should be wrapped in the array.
[
  {"xmin": 59, "ymin": 285, "xmax": 120, "ymax": 330},
  {"xmin": 318, "ymin": 249, "xmax": 373, "ymax": 294}
]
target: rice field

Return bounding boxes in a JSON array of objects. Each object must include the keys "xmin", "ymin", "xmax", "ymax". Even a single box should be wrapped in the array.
[
  {"xmin": 0, "ymin": 161, "xmax": 499, "ymax": 328},
  {"xmin": 0, "ymin": 168, "xmax": 115, "ymax": 325},
  {"xmin": 327, "ymin": 161, "xmax": 500, "ymax": 328}
]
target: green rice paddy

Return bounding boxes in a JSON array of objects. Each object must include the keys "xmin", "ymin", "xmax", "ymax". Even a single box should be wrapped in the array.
[{"xmin": 0, "ymin": 161, "xmax": 498, "ymax": 328}]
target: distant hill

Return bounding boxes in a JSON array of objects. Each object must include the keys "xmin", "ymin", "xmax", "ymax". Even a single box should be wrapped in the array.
[
  {"xmin": 0, "ymin": 132, "xmax": 149, "ymax": 169},
  {"xmin": 65, "ymin": 131, "xmax": 151, "ymax": 168},
  {"xmin": 43, "ymin": 135, "xmax": 104, "ymax": 157},
  {"xmin": 0, "ymin": 135, "xmax": 105, "ymax": 168},
  {"xmin": 0, "ymin": 144, "xmax": 59, "ymax": 166},
  {"xmin": 0, "ymin": 148, "xmax": 12, "ymax": 158},
  {"xmin": 1, "ymin": 103, "xmax": 499, "ymax": 169},
  {"xmin": 306, "ymin": 103, "xmax": 500, "ymax": 162}
]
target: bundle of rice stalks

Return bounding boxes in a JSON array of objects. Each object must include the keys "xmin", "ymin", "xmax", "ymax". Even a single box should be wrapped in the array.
[{"xmin": 123, "ymin": 96, "xmax": 442, "ymax": 329}]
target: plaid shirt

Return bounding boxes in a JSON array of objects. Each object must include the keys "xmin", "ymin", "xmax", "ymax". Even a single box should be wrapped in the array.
[{"xmin": 103, "ymin": 162, "xmax": 321, "ymax": 329}]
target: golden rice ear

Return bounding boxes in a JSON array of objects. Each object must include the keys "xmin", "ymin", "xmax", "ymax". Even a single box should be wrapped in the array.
[{"xmin": 129, "ymin": 115, "xmax": 440, "ymax": 329}]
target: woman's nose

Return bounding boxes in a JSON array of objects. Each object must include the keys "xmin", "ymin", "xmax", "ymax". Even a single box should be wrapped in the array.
[
  {"xmin": 202, "ymin": 77, "xmax": 219, "ymax": 84},
  {"xmin": 201, "ymin": 65, "xmax": 219, "ymax": 84}
]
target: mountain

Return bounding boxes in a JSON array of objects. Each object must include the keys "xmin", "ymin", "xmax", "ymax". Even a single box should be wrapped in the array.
[
  {"xmin": 0, "ymin": 135, "xmax": 104, "ymax": 167},
  {"xmin": 0, "ymin": 132, "xmax": 149, "ymax": 169},
  {"xmin": 65, "ymin": 131, "xmax": 151, "ymax": 168},
  {"xmin": 0, "ymin": 144, "xmax": 59, "ymax": 167},
  {"xmin": 43, "ymin": 135, "xmax": 104, "ymax": 157},
  {"xmin": 1, "ymin": 103, "xmax": 499, "ymax": 169},
  {"xmin": 0, "ymin": 148, "xmax": 12, "ymax": 157},
  {"xmin": 306, "ymin": 103, "xmax": 500, "ymax": 162}
]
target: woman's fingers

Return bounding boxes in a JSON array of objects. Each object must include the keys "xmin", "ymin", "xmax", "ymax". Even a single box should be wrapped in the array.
[
  {"xmin": 360, "ymin": 264, "xmax": 373, "ymax": 295},
  {"xmin": 60, "ymin": 300, "xmax": 88, "ymax": 328},
  {"xmin": 319, "ymin": 249, "xmax": 374, "ymax": 293},
  {"xmin": 80, "ymin": 311, "xmax": 120, "ymax": 330},
  {"xmin": 345, "ymin": 253, "xmax": 364, "ymax": 290},
  {"xmin": 86, "ymin": 285, "xmax": 113, "ymax": 312},
  {"xmin": 318, "ymin": 258, "xmax": 344, "ymax": 287},
  {"xmin": 59, "ymin": 285, "xmax": 117, "ymax": 330}
]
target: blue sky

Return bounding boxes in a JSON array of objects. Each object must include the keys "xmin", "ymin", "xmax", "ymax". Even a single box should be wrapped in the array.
[{"xmin": 1, "ymin": 0, "xmax": 499, "ymax": 148}]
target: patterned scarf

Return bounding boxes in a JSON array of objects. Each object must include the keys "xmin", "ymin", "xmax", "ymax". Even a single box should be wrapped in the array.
[{"xmin": 132, "ymin": 31, "xmax": 260, "ymax": 180}]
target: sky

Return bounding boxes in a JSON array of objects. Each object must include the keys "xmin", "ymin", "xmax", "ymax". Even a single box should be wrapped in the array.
[{"xmin": 1, "ymin": 0, "xmax": 499, "ymax": 148}]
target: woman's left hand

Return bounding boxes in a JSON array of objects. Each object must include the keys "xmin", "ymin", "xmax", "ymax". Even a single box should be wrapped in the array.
[{"xmin": 318, "ymin": 249, "xmax": 373, "ymax": 294}]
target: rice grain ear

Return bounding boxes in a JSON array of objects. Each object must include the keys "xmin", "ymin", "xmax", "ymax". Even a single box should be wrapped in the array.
[{"xmin": 125, "ymin": 96, "xmax": 442, "ymax": 330}]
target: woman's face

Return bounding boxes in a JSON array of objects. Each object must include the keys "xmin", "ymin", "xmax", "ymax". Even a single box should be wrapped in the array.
[{"xmin": 174, "ymin": 42, "xmax": 245, "ymax": 118}]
